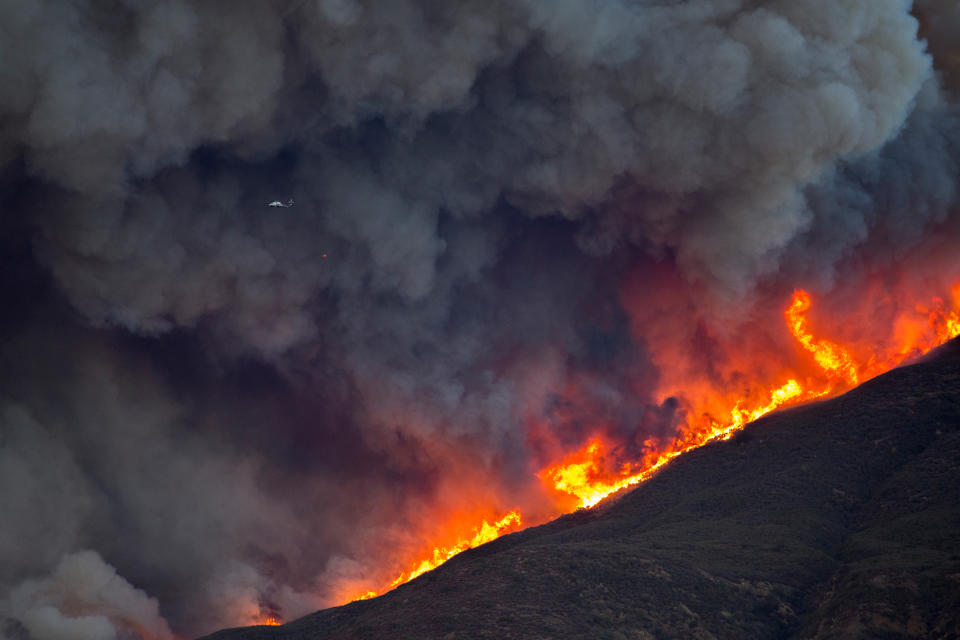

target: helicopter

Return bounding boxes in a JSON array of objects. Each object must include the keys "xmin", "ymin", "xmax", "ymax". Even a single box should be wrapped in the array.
[{"xmin": 267, "ymin": 199, "xmax": 294, "ymax": 208}]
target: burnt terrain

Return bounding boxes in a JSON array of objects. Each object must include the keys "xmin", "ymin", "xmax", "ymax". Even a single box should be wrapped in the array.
[{"xmin": 201, "ymin": 339, "xmax": 960, "ymax": 639}]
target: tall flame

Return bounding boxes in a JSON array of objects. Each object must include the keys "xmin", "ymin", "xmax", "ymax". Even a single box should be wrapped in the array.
[
  {"xmin": 785, "ymin": 289, "xmax": 859, "ymax": 386},
  {"xmin": 541, "ymin": 286, "xmax": 960, "ymax": 510}
]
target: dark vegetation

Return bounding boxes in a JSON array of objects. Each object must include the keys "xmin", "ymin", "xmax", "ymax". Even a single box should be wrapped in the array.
[{"xmin": 201, "ymin": 339, "xmax": 960, "ymax": 639}]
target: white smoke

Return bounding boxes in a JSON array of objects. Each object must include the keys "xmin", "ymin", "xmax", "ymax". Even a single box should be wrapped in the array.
[{"xmin": 2, "ymin": 551, "xmax": 172, "ymax": 640}]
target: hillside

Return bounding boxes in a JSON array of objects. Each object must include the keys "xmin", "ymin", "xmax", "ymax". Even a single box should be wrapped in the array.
[{"xmin": 200, "ymin": 339, "xmax": 960, "ymax": 640}]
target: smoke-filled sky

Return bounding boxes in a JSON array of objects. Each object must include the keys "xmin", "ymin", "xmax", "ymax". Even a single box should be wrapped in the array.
[{"xmin": 2, "ymin": 1, "xmax": 959, "ymax": 638}]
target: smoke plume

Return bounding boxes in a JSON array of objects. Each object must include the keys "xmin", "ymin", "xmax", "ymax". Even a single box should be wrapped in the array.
[{"xmin": 1, "ymin": 0, "xmax": 959, "ymax": 637}]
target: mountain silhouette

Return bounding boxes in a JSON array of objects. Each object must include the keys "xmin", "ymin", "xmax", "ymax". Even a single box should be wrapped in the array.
[{"xmin": 201, "ymin": 338, "xmax": 960, "ymax": 639}]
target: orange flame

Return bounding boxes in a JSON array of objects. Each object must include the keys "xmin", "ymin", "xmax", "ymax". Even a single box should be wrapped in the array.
[
  {"xmin": 884, "ymin": 282, "xmax": 960, "ymax": 369},
  {"xmin": 255, "ymin": 615, "xmax": 281, "ymax": 626},
  {"xmin": 785, "ymin": 289, "xmax": 860, "ymax": 386},
  {"xmin": 345, "ymin": 511, "xmax": 522, "ymax": 602},
  {"xmin": 541, "ymin": 286, "xmax": 960, "ymax": 509},
  {"xmin": 538, "ymin": 374, "xmax": 831, "ymax": 510},
  {"xmin": 330, "ymin": 282, "xmax": 960, "ymax": 612},
  {"xmin": 538, "ymin": 438, "xmax": 678, "ymax": 509}
]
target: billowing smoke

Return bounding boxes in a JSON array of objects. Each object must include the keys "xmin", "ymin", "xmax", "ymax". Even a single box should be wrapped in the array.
[
  {"xmin": 4, "ymin": 551, "xmax": 173, "ymax": 640},
  {"xmin": 1, "ymin": 0, "xmax": 958, "ymax": 637}
]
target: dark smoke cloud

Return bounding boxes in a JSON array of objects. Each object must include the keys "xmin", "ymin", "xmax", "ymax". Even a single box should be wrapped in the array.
[{"xmin": 1, "ymin": 0, "xmax": 959, "ymax": 638}]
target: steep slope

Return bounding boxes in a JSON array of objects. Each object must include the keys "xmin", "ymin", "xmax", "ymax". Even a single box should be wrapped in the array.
[{"xmin": 201, "ymin": 339, "xmax": 960, "ymax": 640}]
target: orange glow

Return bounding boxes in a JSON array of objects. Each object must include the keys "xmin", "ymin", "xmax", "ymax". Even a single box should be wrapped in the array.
[
  {"xmin": 541, "ymin": 286, "xmax": 960, "ymax": 510},
  {"xmin": 785, "ymin": 290, "xmax": 859, "ymax": 386},
  {"xmin": 255, "ymin": 615, "xmax": 281, "ymax": 626},
  {"xmin": 327, "ymin": 281, "xmax": 960, "ymax": 614},
  {"xmin": 539, "ymin": 438, "xmax": 678, "ymax": 509},
  {"xmin": 345, "ymin": 510, "xmax": 522, "ymax": 602},
  {"xmin": 538, "ymin": 374, "xmax": 832, "ymax": 510},
  {"xmin": 881, "ymin": 282, "xmax": 960, "ymax": 370}
]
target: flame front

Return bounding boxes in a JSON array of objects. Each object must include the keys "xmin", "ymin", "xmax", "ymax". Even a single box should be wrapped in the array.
[
  {"xmin": 335, "ymin": 283, "xmax": 960, "ymax": 607},
  {"xmin": 346, "ymin": 511, "xmax": 522, "ymax": 602},
  {"xmin": 538, "ymin": 374, "xmax": 829, "ymax": 510},
  {"xmin": 541, "ymin": 286, "xmax": 960, "ymax": 510}
]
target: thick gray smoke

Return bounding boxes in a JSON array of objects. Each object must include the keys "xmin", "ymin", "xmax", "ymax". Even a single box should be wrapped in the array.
[{"xmin": 1, "ymin": 0, "xmax": 959, "ymax": 638}]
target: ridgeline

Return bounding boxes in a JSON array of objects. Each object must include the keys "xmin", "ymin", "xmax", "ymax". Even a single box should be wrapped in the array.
[{"xmin": 201, "ymin": 339, "xmax": 960, "ymax": 639}]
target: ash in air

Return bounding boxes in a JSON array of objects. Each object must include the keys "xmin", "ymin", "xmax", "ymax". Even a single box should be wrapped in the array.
[{"xmin": 1, "ymin": 0, "xmax": 959, "ymax": 638}]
